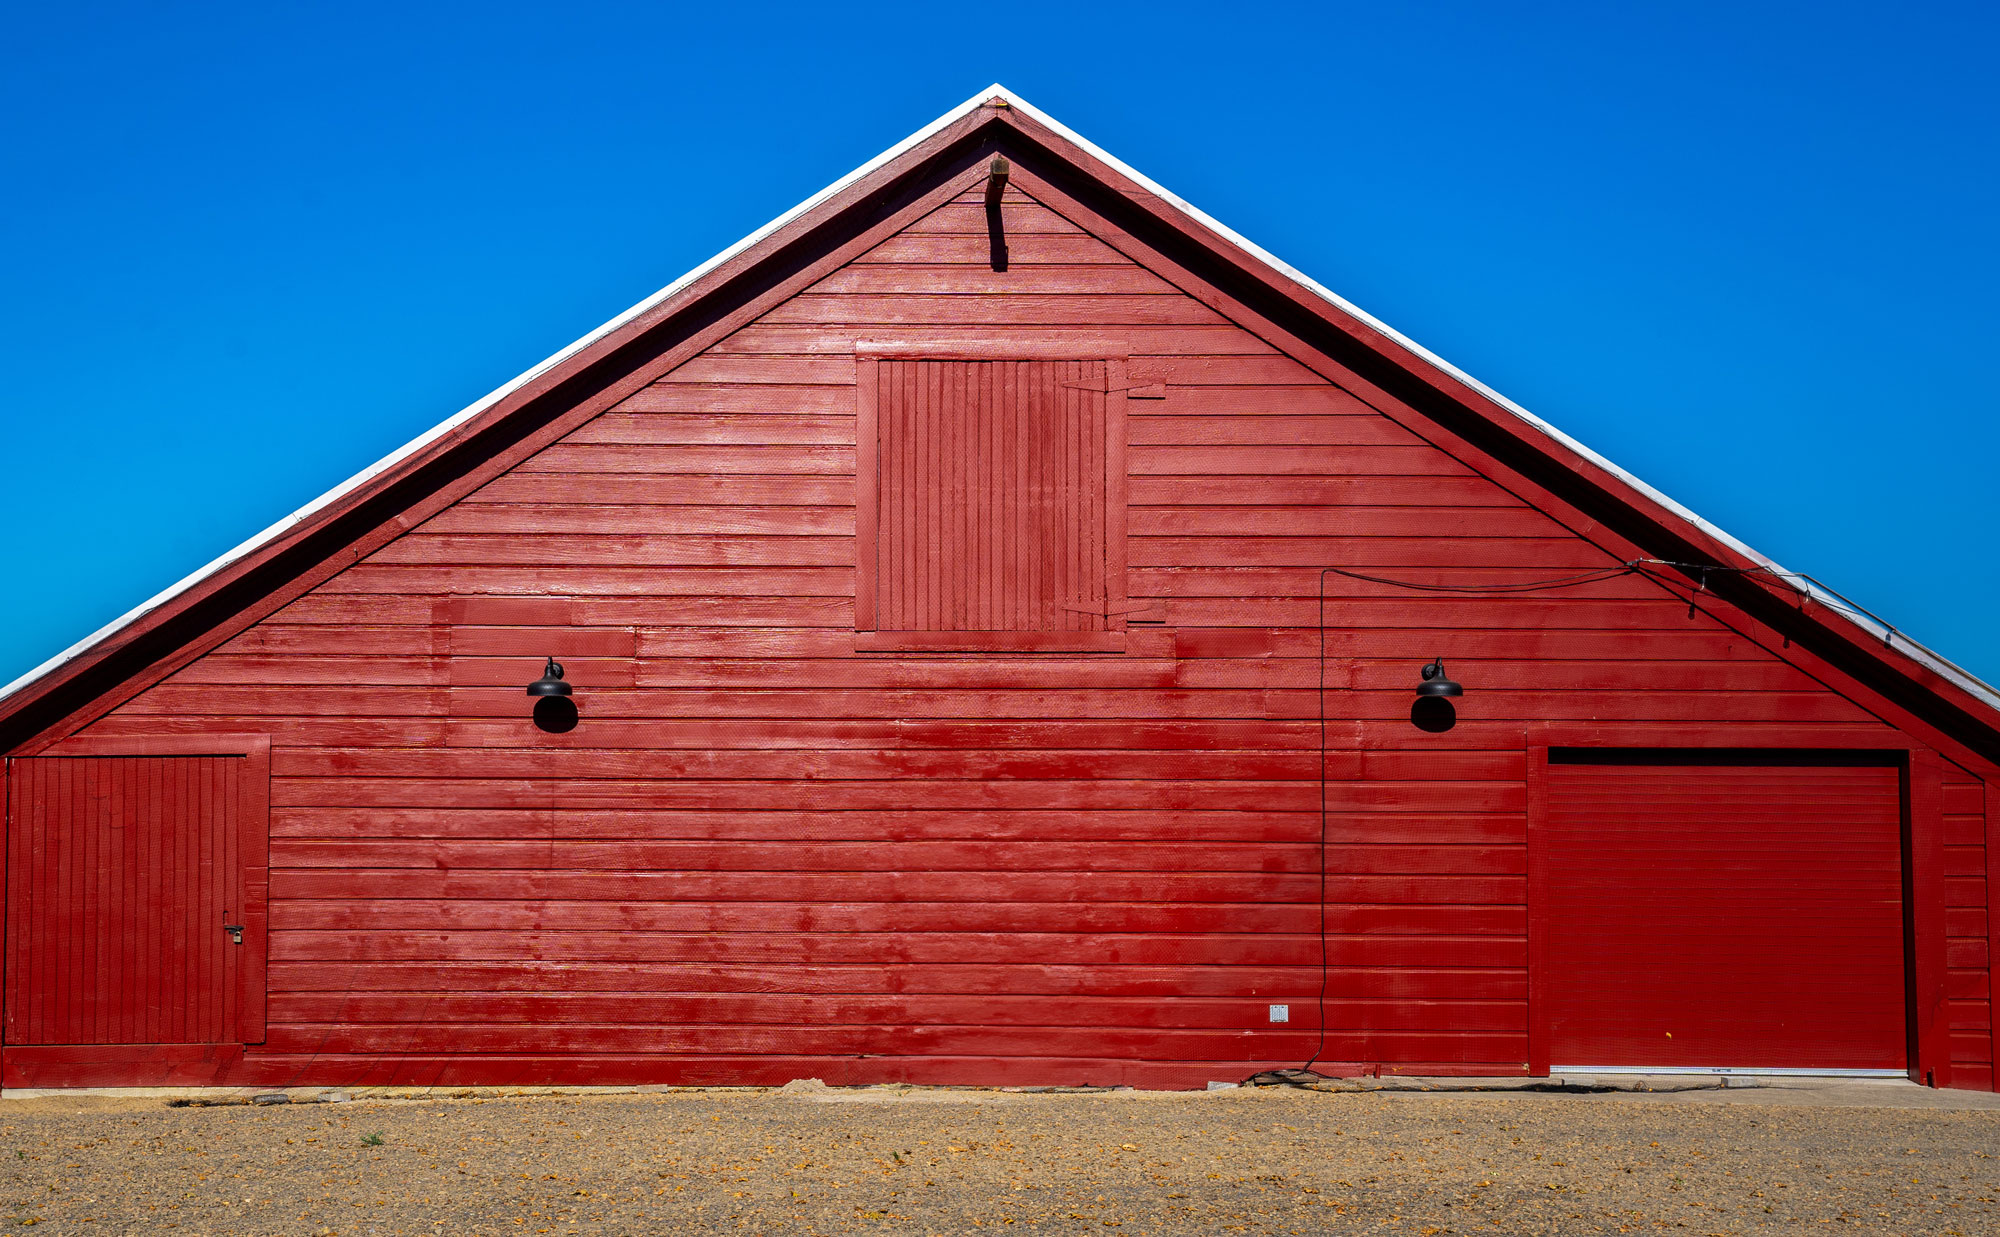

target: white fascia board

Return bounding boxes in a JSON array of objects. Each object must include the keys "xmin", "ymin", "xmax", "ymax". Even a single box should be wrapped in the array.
[{"xmin": 7, "ymin": 84, "xmax": 1996, "ymax": 719}]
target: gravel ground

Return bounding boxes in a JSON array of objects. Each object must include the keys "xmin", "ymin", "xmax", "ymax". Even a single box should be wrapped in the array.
[{"xmin": 1, "ymin": 1083, "xmax": 1996, "ymax": 1235}]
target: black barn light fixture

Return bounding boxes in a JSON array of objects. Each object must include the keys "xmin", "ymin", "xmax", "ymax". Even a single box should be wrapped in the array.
[
  {"xmin": 527, "ymin": 656, "xmax": 578, "ymax": 734},
  {"xmin": 1415, "ymin": 658, "xmax": 1462, "ymax": 698},
  {"xmin": 526, "ymin": 657, "xmax": 572, "ymax": 698}
]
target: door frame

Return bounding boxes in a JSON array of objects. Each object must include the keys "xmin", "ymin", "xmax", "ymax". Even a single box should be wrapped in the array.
[
  {"xmin": 5, "ymin": 734, "xmax": 270, "ymax": 1062},
  {"xmin": 1524, "ymin": 724, "xmax": 1947, "ymax": 1087}
]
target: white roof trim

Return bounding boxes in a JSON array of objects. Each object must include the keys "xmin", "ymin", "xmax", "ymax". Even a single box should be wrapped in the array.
[{"xmin": 7, "ymin": 84, "xmax": 1996, "ymax": 719}]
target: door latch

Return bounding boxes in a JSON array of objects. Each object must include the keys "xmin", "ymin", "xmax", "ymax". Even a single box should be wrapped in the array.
[{"xmin": 224, "ymin": 924, "xmax": 244, "ymax": 946}]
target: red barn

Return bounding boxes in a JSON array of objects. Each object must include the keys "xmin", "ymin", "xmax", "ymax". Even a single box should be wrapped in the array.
[{"xmin": 4, "ymin": 88, "xmax": 1997, "ymax": 1092}]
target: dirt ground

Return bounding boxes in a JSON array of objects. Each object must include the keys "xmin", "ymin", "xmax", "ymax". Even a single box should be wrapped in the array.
[{"xmin": 1, "ymin": 1082, "xmax": 1996, "ymax": 1235}]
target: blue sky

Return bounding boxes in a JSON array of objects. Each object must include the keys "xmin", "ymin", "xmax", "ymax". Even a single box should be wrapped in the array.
[{"xmin": 4, "ymin": 1, "xmax": 1996, "ymax": 683}]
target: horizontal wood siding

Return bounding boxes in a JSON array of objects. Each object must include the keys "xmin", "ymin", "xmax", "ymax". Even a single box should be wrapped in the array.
[
  {"xmin": 60, "ymin": 181, "xmax": 1950, "ymax": 1088},
  {"xmin": 1944, "ymin": 768, "xmax": 1993, "ymax": 1087}
]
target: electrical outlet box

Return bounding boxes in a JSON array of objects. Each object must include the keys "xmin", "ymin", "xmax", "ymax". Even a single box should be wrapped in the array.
[{"xmin": 1268, "ymin": 1004, "xmax": 1289, "ymax": 1023}]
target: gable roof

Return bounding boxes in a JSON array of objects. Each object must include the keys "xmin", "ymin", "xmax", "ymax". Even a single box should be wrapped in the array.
[{"xmin": 5, "ymin": 85, "xmax": 1998, "ymax": 765}]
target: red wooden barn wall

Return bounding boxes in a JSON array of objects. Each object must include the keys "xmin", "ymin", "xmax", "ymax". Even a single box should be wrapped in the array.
[{"xmin": 50, "ymin": 181, "xmax": 1995, "ymax": 1089}]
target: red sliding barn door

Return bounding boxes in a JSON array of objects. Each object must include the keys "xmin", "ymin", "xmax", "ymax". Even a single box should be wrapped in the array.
[
  {"xmin": 5, "ymin": 749, "xmax": 268, "ymax": 1047},
  {"xmin": 1542, "ymin": 755, "xmax": 1907, "ymax": 1070}
]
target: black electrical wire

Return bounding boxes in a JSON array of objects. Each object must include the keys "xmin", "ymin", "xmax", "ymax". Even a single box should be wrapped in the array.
[
  {"xmin": 1277, "ymin": 562, "xmax": 1623, "ymax": 1089},
  {"xmin": 1321, "ymin": 565, "xmax": 1640, "ymax": 594}
]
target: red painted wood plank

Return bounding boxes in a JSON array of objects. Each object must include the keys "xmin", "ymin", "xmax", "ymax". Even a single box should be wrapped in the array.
[
  {"xmin": 519, "ymin": 444, "xmax": 854, "ymax": 474},
  {"xmin": 1948, "ymin": 969, "xmax": 1991, "ymax": 999},
  {"xmin": 256, "ymin": 1023, "xmax": 1323, "ymax": 1059},
  {"xmin": 272, "ymin": 991, "xmax": 1313, "ymax": 1029},
  {"xmin": 630, "ymin": 658, "xmax": 1178, "ymax": 690},
  {"xmin": 904, "ymin": 200, "xmax": 1082, "ymax": 234},
  {"xmin": 268, "ymin": 837, "xmax": 1320, "ymax": 872},
  {"xmin": 441, "ymin": 716, "xmax": 1315, "ymax": 749},
  {"xmin": 657, "ymin": 354, "xmax": 856, "ymax": 385},
  {"xmin": 268, "ymin": 777, "xmax": 1325, "ymax": 813},
  {"xmin": 714, "ymin": 324, "xmax": 1271, "ymax": 355},
  {"xmin": 1129, "ymin": 444, "xmax": 1472, "ymax": 476},
  {"xmin": 851, "ymin": 234, "xmax": 1131, "ymax": 264},
  {"xmin": 1127, "ymin": 356, "xmax": 1328, "ymax": 386},
  {"xmin": 1328, "ymin": 872, "xmax": 1528, "ymax": 900},
  {"xmin": 1134, "ymin": 537, "xmax": 1625, "ymax": 569},
  {"xmin": 473, "ymin": 474, "xmax": 853, "ymax": 505},
  {"xmin": 0, "ymin": 1049, "xmax": 1300, "ymax": 1091},
  {"xmin": 271, "ymin": 806, "xmax": 1318, "ymax": 846},
  {"xmin": 1127, "ymin": 414, "xmax": 1426, "ymax": 446},
  {"xmin": 273, "ymin": 868, "xmax": 1319, "ymax": 902},
  {"xmin": 270, "ymin": 746, "xmax": 1319, "ymax": 782},
  {"xmin": 268, "ymin": 960, "xmax": 1318, "ymax": 997},
  {"xmin": 765, "ymin": 294, "xmax": 1229, "ymax": 327},
  {"xmin": 269, "ymin": 930, "xmax": 1317, "ymax": 967},
  {"xmin": 609, "ymin": 384, "xmax": 858, "ymax": 415},
  {"xmin": 563, "ymin": 415, "xmax": 855, "ymax": 445},
  {"xmin": 1133, "ymin": 506, "xmax": 1559, "ymax": 537},
  {"xmin": 1326, "ymin": 845, "xmax": 1526, "ymax": 875},
  {"xmin": 1129, "ymin": 476, "xmax": 1527, "ymax": 506},
  {"xmin": 1942, "ymin": 784, "xmax": 1984, "ymax": 815},
  {"xmin": 141, "ymin": 683, "xmax": 1303, "ymax": 720},
  {"xmin": 282, "ymin": 900, "xmax": 1316, "ymax": 935},
  {"xmin": 1136, "ymin": 568, "xmax": 1675, "ymax": 599},
  {"xmin": 1326, "ymin": 971, "xmax": 1527, "ymax": 1001},
  {"xmin": 374, "ymin": 534, "xmax": 854, "ymax": 566},
  {"xmin": 335, "ymin": 565, "xmax": 855, "ymax": 595},
  {"xmin": 432, "ymin": 505, "xmax": 852, "ymax": 535},
  {"xmin": 813, "ymin": 265, "xmax": 1180, "ymax": 295},
  {"xmin": 1128, "ymin": 385, "xmax": 1379, "ymax": 415}
]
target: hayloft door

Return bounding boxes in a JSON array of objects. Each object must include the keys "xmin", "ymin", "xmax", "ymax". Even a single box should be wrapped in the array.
[{"xmin": 4, "ymin": 739, "xmax": 268, "ymax": 1049}]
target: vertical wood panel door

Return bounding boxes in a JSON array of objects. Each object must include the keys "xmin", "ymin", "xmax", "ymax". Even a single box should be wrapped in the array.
[
  {"xmin": 856, "ymin": 357, "xmax": 1127, "ymax": 649},
  {"xmin": 5, "ymin": 751, "xmax": 267, "ymax": 1047},
  {"xmin": 1543, "ymin": 757, "xmax": 1907, "ymax": 1070}
]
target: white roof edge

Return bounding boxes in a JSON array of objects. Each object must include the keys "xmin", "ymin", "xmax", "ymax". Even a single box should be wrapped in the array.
[{"xmin": 7, "ymin": 84, "xmax": 1996, "ymax": 721}]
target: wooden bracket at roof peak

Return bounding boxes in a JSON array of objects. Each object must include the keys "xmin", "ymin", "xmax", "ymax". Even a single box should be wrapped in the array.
[{"xmin": 984, "ymin": 155, "xmax": 1011, "ymax": 273}]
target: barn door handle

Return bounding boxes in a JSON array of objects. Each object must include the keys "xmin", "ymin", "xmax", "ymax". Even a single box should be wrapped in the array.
[{"xmin": 224, "ymin": 924, "xmax": 244, "ymax": 945}]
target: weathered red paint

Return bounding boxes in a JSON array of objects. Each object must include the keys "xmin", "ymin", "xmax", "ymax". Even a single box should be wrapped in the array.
[{"xmin": 2, "ymin": 98, "xmax": 1997, "ymax": 1090}]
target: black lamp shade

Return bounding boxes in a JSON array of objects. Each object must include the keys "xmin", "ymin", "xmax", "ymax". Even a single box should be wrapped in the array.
[
  {"xmin": 1416, "ymin": 658, "xmax": 1462, "ymax": 698},
  {"xmin": 526, "ymin": 657, "xmax": 573, "ymax": 697}
]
